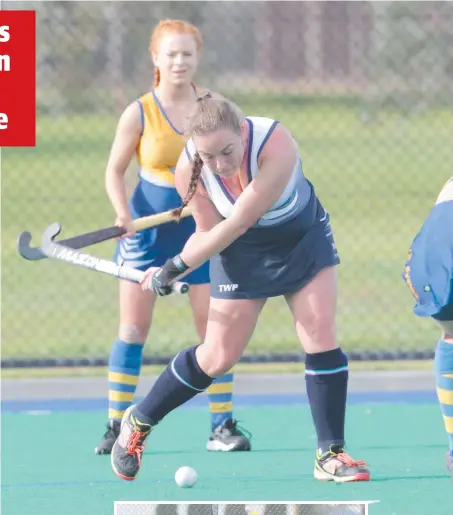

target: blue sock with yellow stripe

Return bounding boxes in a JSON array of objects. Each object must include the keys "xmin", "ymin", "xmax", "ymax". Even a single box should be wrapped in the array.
[
  {"xmin": 207, "ymin": 370, "xmax": 234, "ymax": 429},
  {"xmin": 435, "ymin": 339, "xmax": 453, "ymax": 457},
  {"xmin": 108, "ymin": 338, "xmax": 144, "ymax": 421}
]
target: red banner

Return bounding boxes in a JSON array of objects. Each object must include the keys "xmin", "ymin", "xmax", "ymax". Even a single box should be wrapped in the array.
[{"xmin": 0, "ymin": 10, "xmax": 36, "ymax": 147}]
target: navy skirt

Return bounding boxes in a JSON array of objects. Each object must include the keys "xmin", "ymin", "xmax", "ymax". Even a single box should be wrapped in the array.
[{"xmin": 209, "ymin": 194, "xmax": 340, "ymax": 299}]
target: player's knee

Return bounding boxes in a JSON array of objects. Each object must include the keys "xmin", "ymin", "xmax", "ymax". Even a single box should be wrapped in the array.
[
  {"xmin": 444, "ymin": 332, "xmax": 453, "ymax": 344},
  {"xmin": 203, "ymin": 355, "xmax": 235, "ymax": 378},
  {"xmin": 206, "ymin": 361, "xmax": 234, "ymax": 378},
  {"xmin": 434, "ymin": 319, "xmax": 453, "ymax": 342},
  {"xmin": 118, "ymin": 324, "xmax": 148, "ymax": 344},
  {"xmin": 303, "ymin": 315, "xmax": 337, "ymax": 351},
  {"xmin": 196, "ymin": 342, "xmax": 236, "ymax": 378}
]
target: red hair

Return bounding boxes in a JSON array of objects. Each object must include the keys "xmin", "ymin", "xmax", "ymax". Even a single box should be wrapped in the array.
[{"xmin": 150, "ymin": 19, "xmax": 203, "ymax": 88}]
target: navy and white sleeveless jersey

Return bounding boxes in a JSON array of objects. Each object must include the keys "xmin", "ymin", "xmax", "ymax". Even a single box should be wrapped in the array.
[
  {"xmin": 403, "ymin": 176, "xmax": 453, "ymax": 317},
  {"xmin": 185, "ymin": 116, "xmax": 340, "ymax": 299},
  {"xmin": 185, "ymin": 117, "xmax": 312, "ymax": 227}
]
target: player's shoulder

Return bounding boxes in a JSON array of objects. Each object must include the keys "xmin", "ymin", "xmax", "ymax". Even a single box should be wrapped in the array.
[
  {"xmin": 134, "ymin": 91, "xmax": 161, "ymax": 120},
  {"xmin": 136, "ymin": 90, "xmax": 155, "ymax": 105},
  {"xmin": 115, "ymin": 98, "xmax": 143, "ymax": 134},
  {"xmin": 247, "ymin": 116, "xmax": 290, "ymax": 143},
  {"xmin": 248, "ymin": 116, "xmax": 293, "ymax": 148}
]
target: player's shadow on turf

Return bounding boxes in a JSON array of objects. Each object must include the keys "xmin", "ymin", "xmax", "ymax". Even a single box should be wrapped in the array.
[
  {"xmin": 144, "ymin": 449, "xmax": 208, "ymax": 456},
  {"xmin": 144, "ymin": 447, "xmax": 312, "ymax": 455},
  {"xmin": 363, "ymin": 443, "xmax": 446, "ymax": 451},
  {"xmin": 372, "ymin": 474, "xmax": 449, "ymax": 482},
  {"xmin": 242, "ymin": 447, "xmax": 313, "ymax": 453}
]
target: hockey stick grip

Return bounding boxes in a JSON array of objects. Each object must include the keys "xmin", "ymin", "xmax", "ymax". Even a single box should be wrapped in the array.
[
  {"xmin": 116, "ymin": 265, "xmax": 189, "ymax": 294},
  {"xmin": 131, "ymin": 206, "xmax": 192, "ymax": 232}
]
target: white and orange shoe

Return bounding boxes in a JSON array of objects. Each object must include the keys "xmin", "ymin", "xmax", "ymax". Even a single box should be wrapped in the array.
[{"xmin": 314, "ymin": 444, "xmax": 370, "ymax": 483}]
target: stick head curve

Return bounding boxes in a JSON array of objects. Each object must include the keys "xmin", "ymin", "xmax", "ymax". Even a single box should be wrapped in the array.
[
  {"xmin": 42, "ymin": 222, "xmax": 63, "ymax": 246},
  {"xmin": 17, "ymin": 231, "xmax": 45, "ymax": 261}
]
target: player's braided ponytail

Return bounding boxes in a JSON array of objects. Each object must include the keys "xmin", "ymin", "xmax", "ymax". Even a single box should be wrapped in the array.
[{"xmin": 172, "ymin": 152, "xmax": 203, "ymax": 219}]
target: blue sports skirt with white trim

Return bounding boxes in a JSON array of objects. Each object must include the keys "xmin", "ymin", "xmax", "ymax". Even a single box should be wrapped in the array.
[
  {"xmin": 209, "ymin": 191, "xmax": 340, "ymax": 299},
  {"xmin": 113, "ymin": 174, "xmax": 210, "ymax": 285}
]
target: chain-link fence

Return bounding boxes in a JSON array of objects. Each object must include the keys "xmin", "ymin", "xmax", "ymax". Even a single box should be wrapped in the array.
[
  {"xmin": 3, "ymin": 1, "xmax": 453, "ymax": 365},
  {"xmin": 114, "ymin": 505, "xmax": 368, "ymax": 515}
]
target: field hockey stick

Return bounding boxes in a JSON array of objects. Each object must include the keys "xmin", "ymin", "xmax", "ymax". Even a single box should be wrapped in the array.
[
  {"xmin": 17, "ymin": 206, "xmax": 193, "ymax": 261},
  {"xmin": 39, "ymin": 222, "xmax": 190, "ymax": 294}
]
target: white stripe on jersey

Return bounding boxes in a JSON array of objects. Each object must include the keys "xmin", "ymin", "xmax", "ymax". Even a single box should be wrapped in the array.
[
  {"xmin": 186, "ymin": 116, "xmax": 305, "ymax": 227},
  {"xmin": 436, "ymin": 176, "xmax": 453, "ymax": 204}
]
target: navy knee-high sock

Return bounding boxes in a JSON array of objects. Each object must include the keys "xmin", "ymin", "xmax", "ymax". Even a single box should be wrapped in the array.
[
  {"xmin": 134, "ymin": 345, "xmax": 214, "ymax": 425},
  {"xmin": 305, "ymin": 348, "xmax": 349, "ymax": 454}
]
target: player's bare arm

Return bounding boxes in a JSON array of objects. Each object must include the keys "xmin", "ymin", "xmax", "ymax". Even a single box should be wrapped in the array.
[{"xmin": 105, "ymin": 102, "xmax": 142, "ymax": 225}]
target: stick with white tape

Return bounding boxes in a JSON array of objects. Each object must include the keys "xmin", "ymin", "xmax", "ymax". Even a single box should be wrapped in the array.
[{"xmin": 40, "ymin": 222, "xmax": 189, "ymax": 294}]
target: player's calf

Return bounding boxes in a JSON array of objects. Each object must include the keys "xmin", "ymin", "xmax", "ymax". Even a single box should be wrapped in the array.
[{"xmin": 111, "ymin": 345, "xmax": 214, "ymax": 480}]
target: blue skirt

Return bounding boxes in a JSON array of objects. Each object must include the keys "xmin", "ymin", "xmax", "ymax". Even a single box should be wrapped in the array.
[
  {"xmin": 114, "ymin": 176, "xmax": 210, "ymax": 285},
  {"xmin": 209, "ymin": 193, "xmax": 340, "ymax": 299}
]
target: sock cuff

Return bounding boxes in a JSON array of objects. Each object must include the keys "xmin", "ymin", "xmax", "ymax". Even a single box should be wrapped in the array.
[
  {"xmin": 435, "ymin": 339, "xmax": 453, "ymax": 377},
  {"xmin": 305, "ymin": 347, "xmax": 348, "ymax": 373},
  {"xmin": 111, "ymin": 338, "xmax": 144, "ymax": 354},
  {"xmin": 171, "ymin": 345, "xmax": 214, "ymax": 391},
  {"xmin": 109, "ymin": 339, "xmax": 144, "ymax": 373},
  {"xmin": 133, "ymin": 405, "xmax": 157, "ymax": 426}
]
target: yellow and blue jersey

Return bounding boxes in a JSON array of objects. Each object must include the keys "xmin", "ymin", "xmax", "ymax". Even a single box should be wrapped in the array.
[
  {"xmin": 113, "ymin": 89, "xmax": 209, "ymax": 284},
  {"xmin": 136, "ymin": 90, "xmax": 187, "ymax": 188}
]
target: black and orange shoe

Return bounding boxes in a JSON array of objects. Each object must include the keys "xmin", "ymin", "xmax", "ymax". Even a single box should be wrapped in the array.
[
  {"xmin": 314, "ymin": 444, "xmax": 370, "ymax": 483},
  {"xmin": 111, "ymin": 405, "xmax": 152, "ymax": 481},
  {"xmin": 206, "ymin": 419, "xmax": 252, "ymax": 452}
]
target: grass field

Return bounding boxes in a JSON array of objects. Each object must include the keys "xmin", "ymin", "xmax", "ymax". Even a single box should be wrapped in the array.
[{"xmin": 2, "ymin": 96, "xmax": 452, "ymax": 360}]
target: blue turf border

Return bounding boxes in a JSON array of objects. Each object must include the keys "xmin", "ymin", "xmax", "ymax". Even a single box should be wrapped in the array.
[
  {"xmin": 0, "ymin": 350, "xmax": 435, "ymax": 369},
  {"xmin": 1, "ymin": 391, "xmax": 438, "ymax": 413}
]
